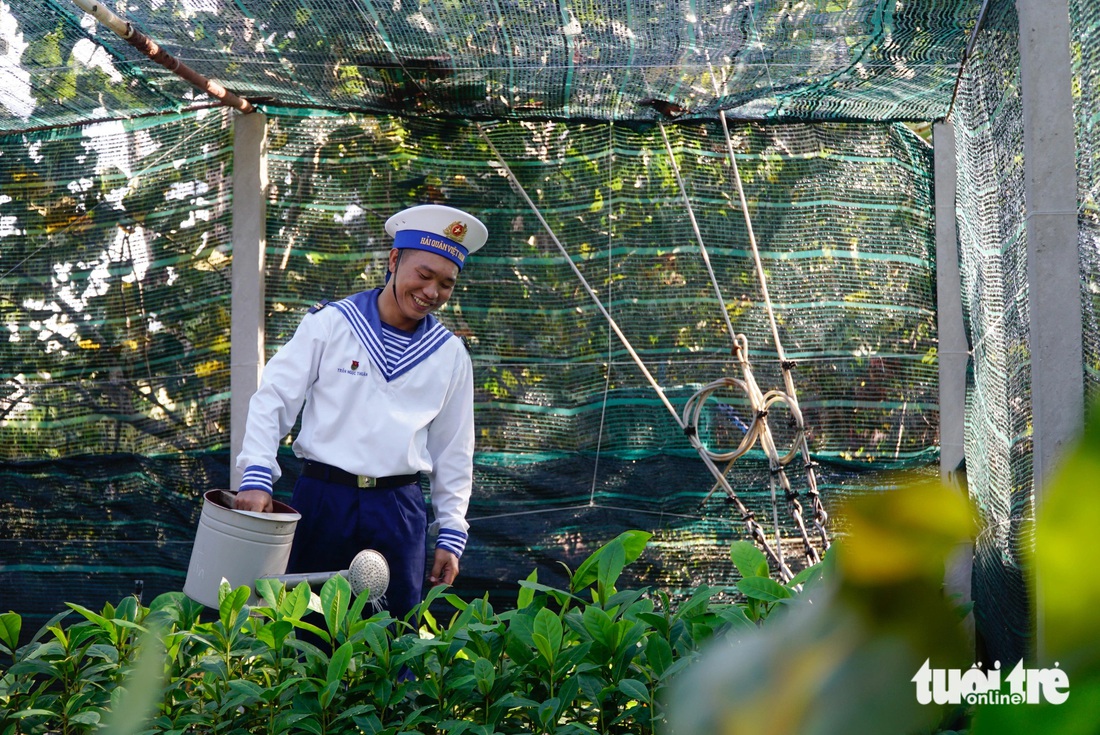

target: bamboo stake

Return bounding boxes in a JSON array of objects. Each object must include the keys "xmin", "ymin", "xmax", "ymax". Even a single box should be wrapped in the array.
[{"xmin": 72, "ymin": 0, "xmax": 254, "ymax": 114}]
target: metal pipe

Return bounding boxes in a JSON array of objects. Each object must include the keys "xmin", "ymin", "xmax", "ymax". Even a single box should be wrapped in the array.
[{"xmin": 72, "ymin": 0, "xmax": 254, "ymax": 114}]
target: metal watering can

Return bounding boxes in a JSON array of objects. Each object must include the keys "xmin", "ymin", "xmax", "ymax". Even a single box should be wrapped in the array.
[
  {"xmin": 183, "ymin": 489, "xmax": 390, "ymax": 608},
  {"xmin": 183, "ymin": 489, "xmax": 301, "ymax": 608}
]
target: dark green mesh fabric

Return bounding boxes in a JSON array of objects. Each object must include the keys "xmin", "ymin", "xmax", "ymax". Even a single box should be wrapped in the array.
[
  {"xmin": 1, "ymin": 109, "xmax": 937, "ymax": 637},
  {"xmin": 0, "ymin": 110, "xmax": 235, "ymax": 457},
  {"xmin": 3, "ymin": 0, "xmax": 1098, "ymax": 670},
  {"xmin": 948, "ymin": 0, "xmax": 1100, "ymax": 665},
  {"xmin": 1072, "ymin": 0, "xmax": 1100, "ymax": 404},
  {"xmin": 4, "ymin": 0, "xmax": 978, "ymax": 133},
  {"xmin": 950, "ymin": 0, "xmax": 1032, "ymax": 667}
]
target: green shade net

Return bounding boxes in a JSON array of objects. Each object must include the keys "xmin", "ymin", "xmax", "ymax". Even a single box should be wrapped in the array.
[
  {"xmin": 3, "ymin": 0, "xmax": 1100, "ymax": 669},
  {"xmin": 0, "ymin": 109, "xmax": 937, "ymax": 639},
  {"xmin": 947, "ymin": 0, "xmax": 1100, "ymax": 664},
  {"xmin": 1073, "ymin": 0, "xmax": 1100, "ymax": 404},
  {"xmin": 2, "ymin": 0, "xmax": 978, "ymax": 133},
  {"xmin": 951, "ymin": 0, "xmax": 1033, "ymax": 668}
]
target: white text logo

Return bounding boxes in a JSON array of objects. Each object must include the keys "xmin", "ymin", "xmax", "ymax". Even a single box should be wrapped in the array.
[{"xmin": 912, "ymin": 659, "xmax": 1069, "ymax": 705}]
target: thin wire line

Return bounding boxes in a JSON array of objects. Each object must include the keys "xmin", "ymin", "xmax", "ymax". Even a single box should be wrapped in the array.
[
  {"xmin": 945, "ymin": 0, "xmax": 993, "ymax": 122},
  {"xmin": 478, "ymin": 121, "xmax": 794, "ymax": 580},
  {"xmin": 467, "ymin": 501, "xmax": 745, "ymax": 526},
  {"xmin": 658, "ymin": 122, "xmax": 739, "ymax": 351},
  {"xmin": 477, "ymin": 122, "xmax": 686, "ymax": 430},
  {"xmin": 744, "ymin": 2, "xmax": 778, "ymax": 103},
  {"xmin": 589, "ymin": 120, "xmax": 615, "ymax": 506}
]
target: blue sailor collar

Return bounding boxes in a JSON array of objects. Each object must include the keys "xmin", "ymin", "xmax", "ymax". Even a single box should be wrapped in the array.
[{"xmin": 330, "ymin": 288, "xmax": 455, "ymax": 382}]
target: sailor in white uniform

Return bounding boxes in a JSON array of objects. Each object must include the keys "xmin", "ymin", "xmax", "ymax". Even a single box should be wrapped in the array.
[{"xmin": 233, "ymin": 204, "xmax": 487, "ymax": 621}]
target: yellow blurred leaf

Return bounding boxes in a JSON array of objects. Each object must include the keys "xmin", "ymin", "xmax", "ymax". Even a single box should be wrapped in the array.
[
  {"xmin": 837, "ymin": 476, "xmax": 975, "ymax": 585},
  {"xmin": 194, "ymin": 360, "xmax": 222, "ymax": 378},
  {"xmin": 1033, "ymin": 406, "xmax": 1100, "ymax": 671}
]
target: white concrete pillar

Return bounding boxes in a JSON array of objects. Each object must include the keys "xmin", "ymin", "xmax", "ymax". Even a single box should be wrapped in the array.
[
  {"xmin": 934, "ymin": 120, "xmax": 974, "ymax": 645},
  {"xmin": 934, "ymin": 121, "xmax": 968, "ymax": 483},
  {"xmin": 1017, "ymin": 0, "xmax": 1083, "ymax": 661},
  {"xmin": 229, "ymin": 112, "xmax": 267, "ymax": 492}
]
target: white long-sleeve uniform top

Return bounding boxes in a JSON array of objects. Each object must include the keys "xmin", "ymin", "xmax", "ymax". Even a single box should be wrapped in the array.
[{"xmin": 235, "ymin": 288, "xmax": 474, "ymax": 556}]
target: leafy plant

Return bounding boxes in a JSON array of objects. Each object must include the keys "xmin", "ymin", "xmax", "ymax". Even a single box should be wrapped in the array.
[{"xmin": 0, "ymin": 530, "xmax": 800, "ymax": 735}]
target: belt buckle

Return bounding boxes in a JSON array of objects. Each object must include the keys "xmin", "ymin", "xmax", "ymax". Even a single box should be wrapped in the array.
[{"xmin": 357, "ymin": 475, "xmax": 376, "ymax": 489}]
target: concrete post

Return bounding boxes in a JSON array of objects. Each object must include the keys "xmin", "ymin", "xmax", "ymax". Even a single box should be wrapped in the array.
[
  {"xmin": 1016, "ymin": 0, "xmax": 1083, "ymax": 661},
  {"xmin": 229, "ymin": 112, "xmax": 268, "ymax": 492},
  {"xmin": 934, "ymin": 120, "xmax": 974, "ymax": 645},
  {"xmin": 934, "ymin": 121, "xmax": 968, "ymax": 483}
]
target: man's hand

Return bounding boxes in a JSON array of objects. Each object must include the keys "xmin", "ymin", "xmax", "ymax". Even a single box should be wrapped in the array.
[
  {"xmin": 429, "ymin": 548, "xmax": 460, "ymax": 586},
  {"xmin": 234, "ymin": 489, "xmax": 273, "ymax": 513}
]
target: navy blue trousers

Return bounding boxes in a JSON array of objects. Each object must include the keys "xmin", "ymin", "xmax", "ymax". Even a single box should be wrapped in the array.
[{"xmin": 286, "ymin": 475, "xmax": 427, "ymax": 624}]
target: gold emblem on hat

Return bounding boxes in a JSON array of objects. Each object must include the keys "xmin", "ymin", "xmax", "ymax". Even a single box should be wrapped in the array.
[{"xmin": 447, "ymin": 221, "xmax": 468, "ymax": 243}]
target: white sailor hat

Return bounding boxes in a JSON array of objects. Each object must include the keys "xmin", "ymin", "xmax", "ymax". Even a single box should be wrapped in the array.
[{"xmin": 385, "ymin": 204, "xmax": 488, "ymax": 271}]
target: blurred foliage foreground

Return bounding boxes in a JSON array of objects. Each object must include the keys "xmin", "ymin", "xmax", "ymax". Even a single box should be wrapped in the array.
[{"xmin": 3, "ymin": 411, "xmax": 1100, "ymax": 734}]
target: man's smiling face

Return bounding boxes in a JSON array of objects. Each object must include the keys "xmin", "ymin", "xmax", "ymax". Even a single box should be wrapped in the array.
[{"xmin": 379, "ymin": 247, "xmax": 459, "ymax": 330}]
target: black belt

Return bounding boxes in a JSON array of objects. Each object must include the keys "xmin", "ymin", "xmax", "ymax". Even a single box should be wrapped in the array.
[{"xmin": 302, "ymin": 460, "xmax": 421, "ymax": 489}]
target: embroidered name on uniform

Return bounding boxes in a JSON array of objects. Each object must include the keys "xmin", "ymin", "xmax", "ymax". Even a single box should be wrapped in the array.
[{"xmin": 419, "ymin": 235, "xmax": 467, "ymax": 263}]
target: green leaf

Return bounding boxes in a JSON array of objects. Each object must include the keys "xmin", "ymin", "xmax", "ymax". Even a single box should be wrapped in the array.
[
  {"xmin": 318, "ymin": 679, "xmax": 341, "ymax": 711},
  {"xmin": 0, "ymin": 611, "xmax": 22, "ymax": 652},
  {"xmin": 582, "ymin": 605, "xmax": 615, "ymax": 653},
  {"xmin": 729, "ymin": 540, "xmax": 770, "ymax": 579},
  {"xmin": 218, "ymin": 585, "xmax": 251, "ymax": 630},
  {"xmin": 554, "ymin": 641, "xmax": 593, "ymax": 674},
  {"xmin": 227, "ymin": 679, "xmax": 267, "ymax": 699},
  {"xmin": 320, "ymin": 575, "xmax": 352, "ymax": 639},
  {"xmin": 713, "ymin": 604, "xmax": 755, "ymax": 629},
  {"xmin": 618, "ymin": 678, "xmax": 649, "ymax": 703},
  {"xmin": 68, "ymin": 711, "xmax": 102, "ymax": 725},
  {"xmin": 414, "ymin": 583, "xmax": 451, "ymax": 625},
  {"xmin": 596, "ymin": 540, "xmax": 627, "ymax": 604},
  {"xmin": 532, "ymin": 607, "xmax": 563, "ymax": 665},
  {"xmin": 254, "ymin": 576, "xmax": 283, "ymax": 608},
  {"xmin": 517, "ymin": 569, "xmax": 537, "ymax": 609},
  {"xmin": 613, "ymin": 620, "xmax": 647, "ymax": 661},
  {"xmin": 64, "ymin": 602, "xmax": 113, "ymax": 630},
  {"xmin": 538, "ymin": 697, "xmax": 560, "ymax": 729},
  {"xmin": 363, "ymin": 622, "xmax": 390, "ymax": 659},
  {"xmin": 255, "ymin": 620, "xmax": 292, "ymax": 646},
  {"xmin": 645, "ymin": 634, "xmax": 674, "ymax": 676},
  {"xmin": 736, "ymin": 576, "xmax": 792, "ymax": 602},
  {"xmin": 473, "ymin": 656, "xmax": 495, "ymax": 696},
  {"xmin": 443, "ymin": 593, "xmax": 468, "ymax": 611},
  {"xmin": 507, "ymin": 610, "xmax": 537, "ymax": 658},
  {"xmin": 12, "ymin": 709, "xmax": 58, "ymax": 719},
  {"xmin": 290, "ymin": 617, "xmax": 331, "ymax": 645},
  {"xmin": 348, "ymin": 585, "xmax": 373, "ymax": 624},
  {"xmin": 327, "ymin": 641, "xmax": 353, "ymax": 686},
  {"xmin": 572, "ymin": 530, "xmax": 652, "ymax": 592},
  {"xmin": 672, "ymin": 585, "xmax": 718, "ymax": 622},
  {"xmin": 282, "ymin": 582, "xmax": 313, "ymax": 619},
  {"xmin": 294, "ymin": 715, "xmax": 325, "ymax": 735},
  {"xmin": 518, "ymin": 579, "xmax": 582, "ymax": 608},
  {"xmin": 636, "ymin": 611, "xmax": 670, "ymax": 638},
  {"xmin": 786, "ymin": 561, "xmax": 824, "ymax": 590},
  {"xmin": 558, "ymin": 673, "xmax": 581, "ymax": 712}
]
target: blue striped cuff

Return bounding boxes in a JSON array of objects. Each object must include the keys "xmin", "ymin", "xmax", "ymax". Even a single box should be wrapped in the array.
[
  {"xmin": 240, "ymin": 465, "xmax": 274, "ymax": 494},
  {"xmin": 436, "ymin": 528, "xmax": 468, "ymax": 558}
]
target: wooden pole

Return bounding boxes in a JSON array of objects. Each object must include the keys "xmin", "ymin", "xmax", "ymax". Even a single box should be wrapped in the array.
[{"xmin": 72, "ymin": 0, "xmax": 254, "ymax": 114}]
